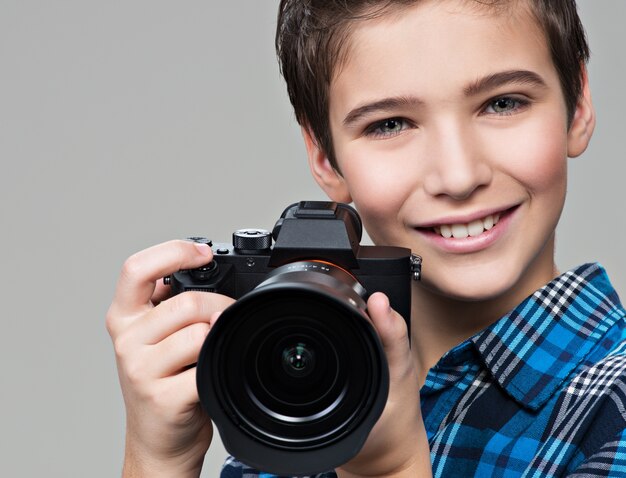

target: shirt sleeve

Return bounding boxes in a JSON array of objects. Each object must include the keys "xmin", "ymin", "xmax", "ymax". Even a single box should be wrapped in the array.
[{"xmin": 220, "ymin": 455, "xmax": 338, "ymax": 478}]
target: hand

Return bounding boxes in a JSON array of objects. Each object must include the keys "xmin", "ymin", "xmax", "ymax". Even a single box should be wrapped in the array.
[
  {"xmin": 337, "ymin": 293, "xmax": 432, "ymax": 478},
  {"xmin": 106, "ymin": 240, "xmax": 235, "ymax": 477}
]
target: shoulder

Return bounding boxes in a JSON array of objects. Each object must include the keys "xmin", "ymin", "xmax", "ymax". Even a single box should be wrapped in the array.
[
  {"xmin": 568, "ymin": 321, "xmax": 626, "ymax": 401},
  {"xmin": 551, "ymin": 332, "xmax": 626, "ymax": 471},
  {"xmin": 559, "ymin": 322, "xmax": 626, "ymax": 417},
  {"xmin": 514, "ymin": 326, "xmax": 626, "ymax": 474}
]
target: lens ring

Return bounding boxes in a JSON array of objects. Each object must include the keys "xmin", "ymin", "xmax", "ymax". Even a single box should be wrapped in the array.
[{"xmin": 198, "ymin": 284, "xmax": 387, "ymax": 450}]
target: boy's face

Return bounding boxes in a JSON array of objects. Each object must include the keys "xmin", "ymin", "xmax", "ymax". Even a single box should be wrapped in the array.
[{"xmin": 306, "ymin": 0, "xmax": 594, "ymax": 305}]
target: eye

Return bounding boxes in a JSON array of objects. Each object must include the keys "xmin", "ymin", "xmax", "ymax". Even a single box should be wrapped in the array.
[
  {"xmin": 483, "ymin": 96, "xmax": 529, "ymax": 116},
  {"xmin": 365, "ymin": 117, "xmax": 411, "ymax": 138}
]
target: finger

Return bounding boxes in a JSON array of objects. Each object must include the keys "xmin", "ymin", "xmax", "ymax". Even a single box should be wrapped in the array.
[
  {"xmin": 367, "ymin": 292, "xmax": 411, "ymax": 369},
  {"xmin": 134, "ymin": 291, "xmax": 235, "ymax": 345},
  {"xmin": 163, "ymin": 366, "xmax": 201, "ymax": 409},
  {"xmin": 150, "ymin": 280, "xmax": 171, "ymax": 306},
  {"xmin": 111, "ymin": 240, "xmax": 213, "ymax": 316},
  {"xmin": 146, "ymin": 322, "xmax": 211, "ymax": 378},
  {"xmin": 209, "ymin": 309, "xmax": 224, "ymax": 327}
]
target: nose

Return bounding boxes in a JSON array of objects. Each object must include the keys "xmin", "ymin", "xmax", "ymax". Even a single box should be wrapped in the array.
[{"xmin": 422, "ymin": 123, "xmax": 493, "ymax": 200}]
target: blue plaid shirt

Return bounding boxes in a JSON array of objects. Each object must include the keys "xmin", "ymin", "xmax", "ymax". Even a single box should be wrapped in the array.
[{"xmin": 221, "ymin": 263, "xmax": 626, "ymax": 477}]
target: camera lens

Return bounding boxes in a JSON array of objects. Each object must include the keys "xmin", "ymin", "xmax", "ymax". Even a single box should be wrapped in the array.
[
  {"xmin": 196, "ymin": 261, "xmax": 389, "ymax": 475},
  {"xmin": 282, "ymin": 342, "xmax": 314, "ymax": 377}
]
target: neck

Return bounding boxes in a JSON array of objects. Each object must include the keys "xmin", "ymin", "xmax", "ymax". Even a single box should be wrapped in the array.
[
  {"xmin": 409, "ymin": 245, "xmax": 559, "ymax": 386},
  {"xmin": 409, "ymin": 289, "xmax": 492, "ymax": 385}
]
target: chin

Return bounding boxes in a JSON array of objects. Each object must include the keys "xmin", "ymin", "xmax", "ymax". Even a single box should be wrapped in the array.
[
  {"xmin": 424, "ymin": 278, "xmax": 512, "ymax": 303},
  {"xmin": 421, "ymin": 260, "xmax": 529, "ymax": 304}
]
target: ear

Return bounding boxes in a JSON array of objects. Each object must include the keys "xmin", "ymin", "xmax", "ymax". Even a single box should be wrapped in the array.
[
  {"xmin": 301, "ymin": 126, "xmax": 352, "ymax": 203},
  {"xmin": 567, "ymin": 67, "xmax": 596, "ymax": 158}
]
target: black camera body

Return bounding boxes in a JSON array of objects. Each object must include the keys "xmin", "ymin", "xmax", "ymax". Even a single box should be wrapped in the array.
[
  {"xmin": 167, "ymin": 201, "xmax": 416, "ymax": 475},
  {"xmin": 169, "ymin": 201, "xmax": 413, "ymax": 322}
]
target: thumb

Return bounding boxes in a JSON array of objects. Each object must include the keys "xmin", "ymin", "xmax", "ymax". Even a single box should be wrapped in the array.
[{"xmin": 367, "ymin": 292, "xmax": 411, "ymax": 369}]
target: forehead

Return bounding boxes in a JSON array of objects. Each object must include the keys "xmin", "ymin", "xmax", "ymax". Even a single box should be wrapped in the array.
[
  {"xmin": 336, "ymin": 0, "xmax": 537, "ymax": 65},
  {"xmin": 330, "ymin": 0, "xmax": 554, "ymax": 111}
]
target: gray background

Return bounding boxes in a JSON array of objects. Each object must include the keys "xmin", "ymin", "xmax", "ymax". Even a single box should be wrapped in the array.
[{"xmin": 0, "ymin": 1, "xmax": 623, "ymax": 476}]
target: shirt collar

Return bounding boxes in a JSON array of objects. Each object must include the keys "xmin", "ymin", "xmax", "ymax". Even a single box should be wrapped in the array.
[{"xmin": 467, "ymin": 263, "xmax": 624, "ymax": 410}]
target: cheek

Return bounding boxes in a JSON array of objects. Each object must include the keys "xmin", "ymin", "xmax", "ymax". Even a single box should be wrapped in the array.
[
  {"xmin": 494, "ymin": 117, "xmax": 568, "ymax": 194},
  {"xmin": 337, "ymin": 145, "xmax": 417, "ymax": 241},
  {"xmin": 340, "ymin": 148, "xmax": 414, "ymax": 211}
]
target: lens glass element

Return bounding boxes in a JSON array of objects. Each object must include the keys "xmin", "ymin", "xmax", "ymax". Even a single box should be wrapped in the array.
[{"xmin": 282, "ymin": 342, "xmax": 314, "ymax": 377}]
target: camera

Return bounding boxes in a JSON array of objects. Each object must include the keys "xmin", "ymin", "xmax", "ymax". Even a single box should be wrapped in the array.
[{"xmin": 166, "ymin": 201, "xmax": 420, "ymax": 475}]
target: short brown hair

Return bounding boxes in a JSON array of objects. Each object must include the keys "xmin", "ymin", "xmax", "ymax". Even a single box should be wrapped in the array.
[{"xmin": 276, "ymin": 0, "xmax": 590, "ymax": 169}]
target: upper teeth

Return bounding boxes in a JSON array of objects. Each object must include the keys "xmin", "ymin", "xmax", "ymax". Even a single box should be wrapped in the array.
[{"xmin": 433, "ymin": 214, "xmax": 500, "ymax": 239}]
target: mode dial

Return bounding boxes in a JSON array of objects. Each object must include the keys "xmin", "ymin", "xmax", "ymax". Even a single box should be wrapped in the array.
[{"xmin": 232, "ymin": 229, "xmax": 272, "ymax": 252}]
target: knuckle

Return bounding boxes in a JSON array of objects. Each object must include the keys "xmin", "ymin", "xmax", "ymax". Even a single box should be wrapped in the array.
[
  {"xmin": 393, "ymin": 313, "xmax": 409, "ymax": 338},
  {"xmin": 124, "ymin": 357, "xmax": 146, "ymax": 387},
  {"xmin": 145, "ymin": 383, "xmax": 173, "ymax": 417},
  {"xmin": 104, "ymin": 308, "xmax": 117, "ymax": 337},
  {"xmin": 120, "ymin": 253, "xmax": 144, "ymax": 282},
  {"xmin": 169, "ymin": 292, "xmax": 206, "ymax": 320},
  {"xmin": 185, "ymin": 322, "xmax": 211, "ymax": 347},
  {"xmin": 113, "ymin": 332, "xmax": 134, "ymax": 359}
]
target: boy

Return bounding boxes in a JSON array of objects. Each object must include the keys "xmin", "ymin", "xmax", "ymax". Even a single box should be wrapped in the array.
[{"xmin": 107, "ymin": 0, "xmax": 626, "ymax": 476}]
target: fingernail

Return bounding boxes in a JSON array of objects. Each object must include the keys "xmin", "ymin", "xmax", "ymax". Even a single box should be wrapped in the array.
[{"xmin": 194, "ymin": 242, "xmax": 211, "ymax": 255}]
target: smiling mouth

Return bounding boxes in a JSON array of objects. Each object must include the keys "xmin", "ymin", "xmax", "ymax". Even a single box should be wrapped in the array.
[{"xmin": 430, "ymin": 211, "xmax": 507, "ymax": 239}]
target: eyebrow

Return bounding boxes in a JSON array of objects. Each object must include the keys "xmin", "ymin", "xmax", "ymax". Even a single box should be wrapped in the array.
[
  {"xmin": 463, "ymin": 69, "xmax": 548, "ymax": 97},
  {"xmin": 342, "ymin": 96, "xmax": 424, "ymax": 127},
  {"xmin": 341, "ymin": 69, "xmax": 548, "ymax": 128}
]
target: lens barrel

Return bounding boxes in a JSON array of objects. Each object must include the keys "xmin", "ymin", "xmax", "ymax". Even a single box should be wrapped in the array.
[{"xmin": 196, "ymin": 261, "xmax": 389, "ymax": 476}]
